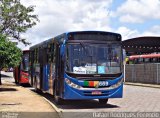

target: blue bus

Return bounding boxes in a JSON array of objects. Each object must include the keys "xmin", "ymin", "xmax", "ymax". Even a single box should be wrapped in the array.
[{"xmin": 29, "ymin": 31, "xmax": 123, "ymax": 104}]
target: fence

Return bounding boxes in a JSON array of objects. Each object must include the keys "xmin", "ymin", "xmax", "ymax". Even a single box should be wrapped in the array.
[{"xmin": 125, "ymin": 63, "xmax": 160, "ymax": 84}]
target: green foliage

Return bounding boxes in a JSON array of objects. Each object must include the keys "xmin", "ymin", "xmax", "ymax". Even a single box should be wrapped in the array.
[
  {"xmin": 0, "ymin": 34, "xmax": 22, "ymax": 69},
  {"xmin": 0, "ymin": 0, "xmax": 39, "ymax": 45}
]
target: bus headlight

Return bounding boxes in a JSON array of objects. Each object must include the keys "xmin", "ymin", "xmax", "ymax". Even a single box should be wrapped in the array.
[
  {"xmin": 65, "ymin": 78, "xmax": 82, "ymax": 89},
  {"xmin": 109, "ymin": 78, "xmax": 123, "ymax": 89}
]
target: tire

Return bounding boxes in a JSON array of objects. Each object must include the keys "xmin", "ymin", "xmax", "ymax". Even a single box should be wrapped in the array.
[
  {"xmin": 34, "ymin": 76, "xmax": 38, "ymax": 92},
  {"xmin": 99, "ymin": 99, "xmax": 108, "ymax": 104},
  {"xmin": 15, "ymin": 78, "xmax": 18, "ymax": 84},
  {"xmin": 53, "ymin": 83, "xmax": 63, "ymax": 105},
  {"xmin": 15, "ymin": 76, "xmax": 20, "ymax": 85}
]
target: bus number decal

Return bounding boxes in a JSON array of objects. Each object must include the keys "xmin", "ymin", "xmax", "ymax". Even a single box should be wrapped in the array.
[{"xmin": 99, "ymin": 81, "xmax": 108, "ymax": 86}]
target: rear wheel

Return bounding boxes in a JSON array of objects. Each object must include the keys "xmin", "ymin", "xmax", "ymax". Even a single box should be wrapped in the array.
[
  {"xmin": 99, "ymin": 99, "xmax": 108, "ymax": 104},
  {"xmin": 15, "ymin": 78, "xmax": 18, "ymax": 84},
  {"xmin": 34, "ymin": 76, "xmax": 38, "ymax": 92},
  {"xmin": 53, "ymin": 83, "xmax": 63, "ymax": 105}
]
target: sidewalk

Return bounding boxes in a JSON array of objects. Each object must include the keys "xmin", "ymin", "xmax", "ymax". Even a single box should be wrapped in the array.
[
  {"xmin": 124, "ymin": 82, "xmax": 160, "ymax": 89},
  {"xmin": 0, "ymin": 71, "xmax": 59, "ymax": 118}
]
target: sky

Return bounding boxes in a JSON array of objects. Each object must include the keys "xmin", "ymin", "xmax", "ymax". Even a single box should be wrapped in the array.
[{"xmin": 19, "ymin": 0, "xmax": 160, "ymax": 50}]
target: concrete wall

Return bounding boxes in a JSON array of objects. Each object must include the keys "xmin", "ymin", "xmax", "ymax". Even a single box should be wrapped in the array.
[{"xmin": 125, "ymin": 63, "xmax": 160, "ymax": 84}]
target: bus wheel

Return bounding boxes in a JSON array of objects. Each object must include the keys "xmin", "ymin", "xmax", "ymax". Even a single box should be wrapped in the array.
[
  {"xmin": 34, "ymin": 76, "xmax": 38, "ymax": 92},
  {"xmin": 15, "ymin": 78, "xmax": 18, "ymax": 84},
  {"xmin": 53, "ymin": 84, "xmax": 63, "ymax": 105},
  {"xmin": 99, "ymin": 99, "xmax": 108, "ymax": 104}
]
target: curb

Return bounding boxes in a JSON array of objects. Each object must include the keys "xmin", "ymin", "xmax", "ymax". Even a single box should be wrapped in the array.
[
  {"xmin": 124, "ymin": 82, "xmax": 160, "ymax": 89},
  {"xmin": 42, "ymin": 97, "xmax": 63, "ymax": 118},
  {"xmin": 20, "ymin": 84, "xmax": 63, "ymax": 118}
]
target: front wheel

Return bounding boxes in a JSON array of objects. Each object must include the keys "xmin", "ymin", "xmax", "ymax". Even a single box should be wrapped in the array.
[{"xmin": 99, "ymin": 99, "xmax": 108, "ymax": 104}]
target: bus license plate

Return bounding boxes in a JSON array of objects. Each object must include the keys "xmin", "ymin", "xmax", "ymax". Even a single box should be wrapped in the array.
[{"xmin": 92, "ymin": 91, "xmax": 101, "ymax": 95}]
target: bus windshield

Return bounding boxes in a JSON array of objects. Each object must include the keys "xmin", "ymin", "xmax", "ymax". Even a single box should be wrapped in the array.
[
  {"xmin": 66, "ymin": 43, "xmax": 122, "ymax": 74},
  {"xmin": 21, "ymin": 54, "xmax": 29, "ymax": 72}
]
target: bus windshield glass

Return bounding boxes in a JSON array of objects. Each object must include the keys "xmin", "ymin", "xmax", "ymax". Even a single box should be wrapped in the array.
[
  {"xmin": 66, "ymin": 43, "xmax": 122, "ymax": 74},
  {"xmin": 21, "ymin": 54, "xmax": 29, "ymax": 72}
]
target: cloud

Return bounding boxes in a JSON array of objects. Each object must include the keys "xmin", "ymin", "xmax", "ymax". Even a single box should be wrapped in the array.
[
  {"xmin": 18, "ymin": 0, "xmax": 113, "ymax": 50},
  {"xmin": 17, "ymin": 0, "xmax": 160, "ymax": 50},
  {"xmin": 116, "ymin": 25, "xmax": 160, "ymax": 41},
  {"xmin": 114, "ymin": 0, "xmax": 160, "ymax": 23},
  {"xmin": 116, "ymin": 26, "xmax": 139, "ymax": 40},
  {"xmin": 119, "ymin": 14, "xmax": 143, "ymax": 23},
  {"xmin": 141, "ymin": 25, "xmax": 160, "ymax": 36}
]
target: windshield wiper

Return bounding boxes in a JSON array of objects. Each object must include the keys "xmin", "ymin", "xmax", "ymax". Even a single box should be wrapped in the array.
[{"xmin": 80, "ymin": 42, "xmax": 87, "ymax": 54}]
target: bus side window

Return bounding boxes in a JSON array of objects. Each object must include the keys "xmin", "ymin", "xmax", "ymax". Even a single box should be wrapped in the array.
[
  {"xmin": 34, "ymin": 49, "xmax": 37, "ymax": 64},
  {"xmin": 51, "ymin": 43, "xmax": 54, "ymax": 63},
  {"xmin": 152, "ymin": 58, "xmax": 157, "ymax": 63},
  {"xmin": 144, "ymin": 58, "xmax": 149, "ymax": 63},
  {"xmin": 29, "ymin": 51, "xmax": 31, "ymax": 63},
  {"xmin": 139, "ymin": 57, "xmax": 143, "ymax": 64},
  {"xmin": 34, "ymin": 48, "xmax": 37, "ymax": 63},
  {"xmin": 158, "ymin": 58, "xmax": 160, "ymax": 63},
  {"xmin": 53, "ymin": 44, "xmax": 56, "ymax": 63},
  {"xmin": 136, "ymin": 58, "xmax": 139, "ymax": 64},
  {"xmin": 47, "ymin": 44, "xmax": 52, "ymax": 63},
  {"xmin": 39, "ymin": 48, "xmax": 43, "ymax": 64},
  {"xmin": 46, "ymin": 43, "xmax": 55, "ymax": 63},
  {"xmin": 37, "ymin": 48, "xmax": 39, "ymax": 63}
]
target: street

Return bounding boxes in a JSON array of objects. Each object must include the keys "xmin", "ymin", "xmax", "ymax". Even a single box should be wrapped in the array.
[
  {"xmin": 54, "ymin": 85, "xmax": 160, "ymax": 112},
  {"xmin": 41, "ymin": 82, "xmax": 160, "ymax": 118}
]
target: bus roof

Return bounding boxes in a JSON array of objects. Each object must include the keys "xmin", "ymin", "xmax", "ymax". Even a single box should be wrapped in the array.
[{"xmin": 30, "ymin": 31, "xmax": 121, "ymax": 50}]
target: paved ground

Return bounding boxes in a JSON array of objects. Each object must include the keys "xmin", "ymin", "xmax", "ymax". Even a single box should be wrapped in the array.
[
  {"xmin": 42, "ymin": 83, "xmax": 160, "ymax": 118},
  {"xmin": 0, "ymin": 71, "xmax": 59, "ymax": 118}
]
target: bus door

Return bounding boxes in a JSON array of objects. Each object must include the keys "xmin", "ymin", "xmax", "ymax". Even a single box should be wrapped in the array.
[
  {"xmin": 29, "ymin": 50, "xmax": 34, "ymax": 86},
  {"xmin": 39, "ymin": 48, "xmax": 44, "ymax": 90},
  {"xmin": 42, "ymin": 47, "xmax": 49, "ymax": 91},
  {"xmin": 55, "ymin": 43, "xmax": 64, "ymax": 97},
  {"xmin": 49, "ymin": 62, "xmax": 54, "ymax": 95},
  {"xmin": 43, "ymin": 64, "xmax": 49, "ymax": 91},
  {"xmin": 48, "ymin": 43, "xmax": 55, "ymax": 95}
]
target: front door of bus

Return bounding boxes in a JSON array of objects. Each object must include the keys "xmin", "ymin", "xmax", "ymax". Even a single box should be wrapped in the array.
[{"xmin": 55, "ymin": 44, "xmax": 64, "ymax": 97}]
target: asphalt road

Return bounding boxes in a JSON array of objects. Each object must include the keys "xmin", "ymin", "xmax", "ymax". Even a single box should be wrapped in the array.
[{"xmin": 41, "ymin": 84, "xmax": 160, "ymax": 118}]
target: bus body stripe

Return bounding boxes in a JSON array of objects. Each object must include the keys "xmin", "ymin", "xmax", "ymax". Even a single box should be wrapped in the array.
[
  {"xmin": 89, "ymin": 81, "xmax": 94, "ymax": 87},
  {"xmin": 94, "ymin": 81, "xmax": 99, "ymax": 87},
  {"xmin": 84, "ymin": 81, "xmax": 89, "ymax": 86}
]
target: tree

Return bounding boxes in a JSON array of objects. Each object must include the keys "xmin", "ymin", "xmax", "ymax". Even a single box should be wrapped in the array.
[
  {"xmin": 0, "ymin": 34, "xmax": 22, "ymax": 85},
  {"xmin": 0, "ymin": 0, "xmax": 39, "ymax": 45}
]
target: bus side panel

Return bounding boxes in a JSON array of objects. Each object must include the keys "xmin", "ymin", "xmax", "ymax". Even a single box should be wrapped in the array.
[
  {"xmin": 29, "ymin": 64, "xmax": 34, "ymax": 86},
  {"xmin": 19, "ymin": 71, "xmax": 29, "ymax": 84},
  {"xmin": 36, "ymin": 65, "xmax": 41, "ymax": 89},
  {"xmin": 29, "ymin": 51, "xmax": 34, "ymax": 86},
  {"xmin": 42, "ymin": 64, "xmax": 49, "ymax": 91}
]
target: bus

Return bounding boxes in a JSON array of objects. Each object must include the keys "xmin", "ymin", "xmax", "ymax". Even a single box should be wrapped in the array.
[
  {"xmin": 29, "ymin": 31, "xmax": 123, "ymax": 104},
  {"xmin": 14, "ymin": 50, "xmax": 29, "ymax": 84},
  {"xmin": 127, "ymin": 53, "xmax": 160, "ymax": 64}
]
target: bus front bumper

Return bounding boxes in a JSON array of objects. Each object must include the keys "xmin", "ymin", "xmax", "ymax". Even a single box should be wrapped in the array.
[{"xmin": 63, "ymin": 83, "xmax": 123, "ymax": 100}]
